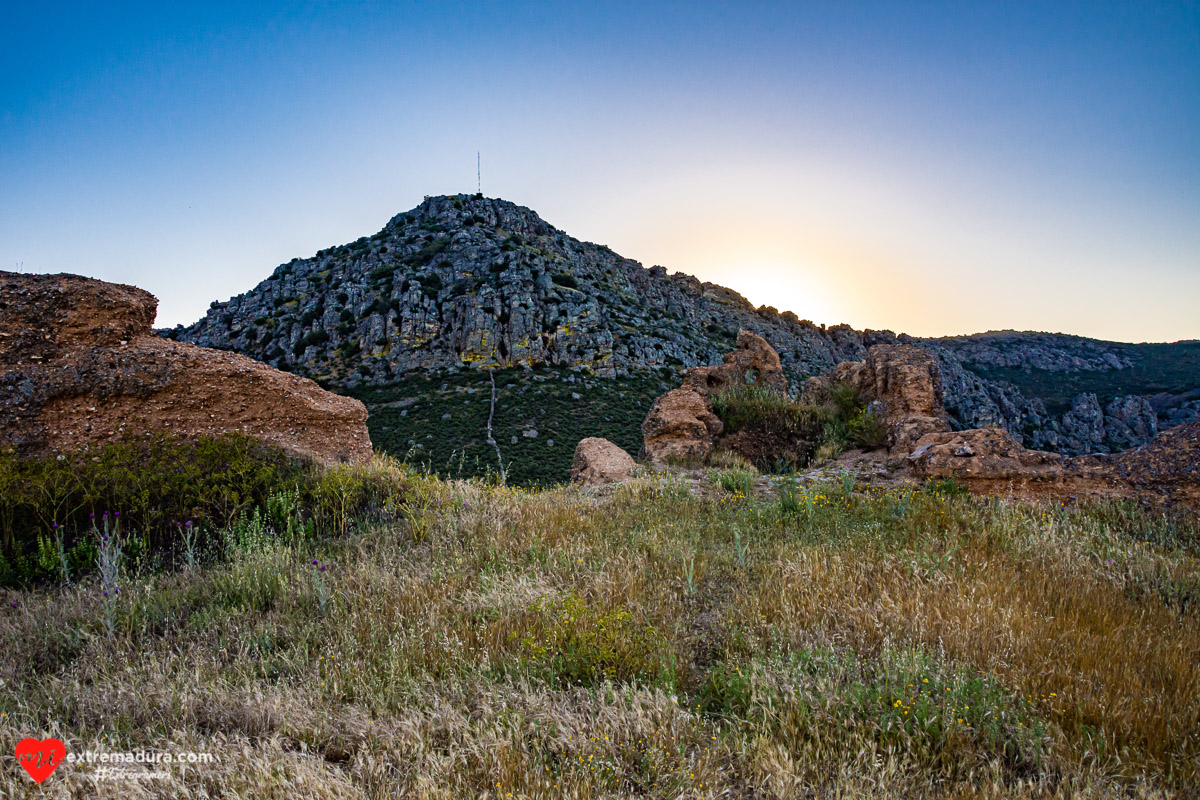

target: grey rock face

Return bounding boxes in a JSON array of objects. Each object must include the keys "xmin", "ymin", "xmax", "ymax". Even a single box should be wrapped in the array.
[{"xmin": 1103, "ymin": 395, "xmax": 1158, "ymax": 450}]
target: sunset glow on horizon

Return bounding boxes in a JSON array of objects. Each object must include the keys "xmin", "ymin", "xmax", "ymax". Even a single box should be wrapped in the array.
[{"xmin": 2, "ymin": 2, "xmax": 1196, "ymax": 342}]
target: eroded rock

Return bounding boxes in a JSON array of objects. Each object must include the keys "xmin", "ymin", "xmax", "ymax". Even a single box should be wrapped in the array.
[
  {"xmin": 804, "ymin": 344, "xmax": 950, "ymax": 455},
  {"xmin": 640, "ymin": 388, "xmax": 724, "ymax": 465},
  {"xmin": 0, "ymin": 272, "xmax": 371, "ymax": 464},
  {"xmin": 682, "ymin": 330, "xmax": 788, "ymax": 397}
]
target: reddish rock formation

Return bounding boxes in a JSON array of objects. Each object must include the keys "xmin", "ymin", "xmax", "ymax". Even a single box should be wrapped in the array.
[
  {"xmin": 571, "ymin": 437, "xmax": 636, "ymax": 486},
  {"xmin": 641, "ymin": 388, "xmax": 724, "ymax": 465},
  {"xmin": 800, "ymin": 342, "xmax": 1199, "ymax": 507},
  {"xmin": 805, "ymin": 343, "xmax": 950, "ymax": 455},
  {"xmin": 906, "ymin": 427, "xmax": 1065, "ymax": 485},
  {"xmin": 641, "ymin": 330, "xmax": 789, "ymax": 467},
  {"xmin": 683, "ymin": 330, "xmax": 789, "ymax": 397},
  {"xmin": 904, "ymin": 398, "xmax": 1200, "ymax": 507},
  {"xmin": 0, "ymin": 271, "xmax": 372, "ymax": 464}
]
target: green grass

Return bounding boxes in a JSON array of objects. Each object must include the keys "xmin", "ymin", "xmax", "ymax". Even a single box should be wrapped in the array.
[
  {"xmin": 707, "ymin": 466, "xmax": 756, "ymax": 496},
  {"xmin": 1, "ymin": 450, "xmax": 1198, "ymax": 797}
]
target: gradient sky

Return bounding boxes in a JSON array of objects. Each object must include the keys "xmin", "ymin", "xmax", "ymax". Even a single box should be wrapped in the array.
[{"xmin": 3, "ymin": 2, "xmax": 1197, "ymax": 341}]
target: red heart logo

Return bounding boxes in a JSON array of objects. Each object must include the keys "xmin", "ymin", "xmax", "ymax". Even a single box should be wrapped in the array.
[{"xmin": 15, "ymin": 738, "xmax": 66, "ymax": 784}]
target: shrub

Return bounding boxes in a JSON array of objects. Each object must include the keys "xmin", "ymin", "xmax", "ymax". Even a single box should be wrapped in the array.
[
  {"xmin": 712, "ymin": 385, "xmax": 829, "ymax": 437},
  {"xmin": 518, "ymin": 590, "xmax": 665, "ymax": 686},
  {"xmin": 848, "ymin": 408, "xmax": 887, "ymax": 449},
  {"xmin": 0, "ymin": 437, "xmax": 419, "ymax": 587},
  {"xmin": 711, "ymin": 385, "xmax": 832, "ymax": 470},
  {"xmin": 551, "ymin": 273, "xmax": 579, "ymax": 290}
]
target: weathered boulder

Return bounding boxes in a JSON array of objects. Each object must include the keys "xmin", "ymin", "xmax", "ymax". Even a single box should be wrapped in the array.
[
  {"xmin": 641, "ymin": 388, "xmax": 724, "ymax": 465},
  {"xmin": 0, "ymin": 272, "xmax": 372, "ymax": 464},
  {"xmin": 682, "ymin": 330, "xmax": 788, "ymax": 397},
  {"xmin": 804, "ymin": 344, "xmax": 950, "ymax": 455},
  {"xmin": 571, "ymin": 437, "xmax": 636, "ymax": 486},
  {"xmin": 906, "ymin": 427, "xmax": 1064, "ymax": 484}
]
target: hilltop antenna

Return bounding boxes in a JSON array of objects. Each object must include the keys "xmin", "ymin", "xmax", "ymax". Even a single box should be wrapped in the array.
[{"xmin": 477, "ymin": 151, "xmax": 481, "ymax": 196}]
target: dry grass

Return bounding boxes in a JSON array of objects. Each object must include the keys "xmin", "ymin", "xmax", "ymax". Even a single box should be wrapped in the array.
[{"xmin": 1, "ymin": 467, "xmax": 1197, "ymax": 798}]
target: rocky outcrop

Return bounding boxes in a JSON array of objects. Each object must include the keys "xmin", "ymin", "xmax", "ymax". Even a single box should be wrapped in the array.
[
  {"xmin": 784, "ymin": 339, "xmax": 1200, "ymax": 507},
  {"xmin": 640, "ymin": 388, "xmax": 724, "ymax": 466},
  {"xmin": 1107, "ymin": 420, "xmax": 1200, "ymax": 507},
  {"xmin": 804, "ymin": 344, "xmax": 950, "ymax": 456},
  {"xmin": 571, "ymin": 437, "xmax": 635, "ymax": 486},
  {"xmin": 907, "ymin": 427, "xmax": 1066, "ymax": 485},
  {"xmin": 1103, "ymin": 395, "xmax": 1158, "ymax": 449},
  {"xmin": 641, "ymin": 330, "xmax": 797, "ymax": 466},
  {"xmin": 906, "ymin": 422, "xmax": 1199, "ymax": 508},
  {"xmin": 1, "ymin": 272, "xmax": 371, "ymax": 464},
  {"xmin": 682, "ymin": 330, "xmax": 788, "ymax": 397}
]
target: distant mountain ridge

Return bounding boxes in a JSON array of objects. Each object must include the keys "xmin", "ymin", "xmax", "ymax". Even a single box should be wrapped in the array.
[{"xmin": 166, "ymin": 194, "xmax": 1199, "ymax": 475}]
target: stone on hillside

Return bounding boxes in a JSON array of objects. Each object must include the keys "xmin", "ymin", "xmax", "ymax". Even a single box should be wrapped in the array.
[
  {"xmin": 1104, "ymin": 394, "xmax": 1158, "ymax": 450},
  {"xmin": 571, "ymin": 437, "xmax": 635, "ymax": 485},
  {"xmin": 0, "ymin": 272, "xmax": 371, "ymax": 464},
  {"xmin": 641, "ymin": 388, "xmax": 724, "ymax": 465}
]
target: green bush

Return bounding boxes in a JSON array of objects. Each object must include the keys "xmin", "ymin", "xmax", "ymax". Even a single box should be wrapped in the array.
[{"xmin": 848, "ymin": 408, "xmax": 887, "ymax": 449}]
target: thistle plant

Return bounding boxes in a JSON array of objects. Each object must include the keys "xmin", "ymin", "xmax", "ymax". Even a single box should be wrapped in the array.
[
  {"xmin": 178, "ymin": 521, "xmax": 199, "ymax": 572},
  {"xmin": 841, "ymin": 469, "xmax": 857, "ymax": 496},
  {"xmin": 95, "ymin": 513, "xmax": 123, "ymax": 636},
  {"xmin": 312, "ymin": 559, "xmax": 330, "ymax": 616},
  {"xmin": 734, "ymin": 528, "xmax": 750, "ymax": 567}
]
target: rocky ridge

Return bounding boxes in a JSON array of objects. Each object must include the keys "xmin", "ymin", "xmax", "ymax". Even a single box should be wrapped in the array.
[{"xmin": 169, "ymin": 194, "xmax": 1198, "ymax": 459}]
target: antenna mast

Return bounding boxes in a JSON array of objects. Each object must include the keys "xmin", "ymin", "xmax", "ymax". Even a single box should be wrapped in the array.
[{"xmin": 477, "ymin": 151, "xmax": 481, "ymax": 195}]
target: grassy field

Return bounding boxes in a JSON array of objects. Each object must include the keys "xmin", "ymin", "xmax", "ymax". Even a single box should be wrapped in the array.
[{"xmin": 1, "ymin": 457, "xmax": 1198, "ymax": 798}]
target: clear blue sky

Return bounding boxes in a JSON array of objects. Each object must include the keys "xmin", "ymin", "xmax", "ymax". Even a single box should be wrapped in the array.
[{"xmin": 3, "ymin": 1, "xmax": 1197, "ymax": 341}]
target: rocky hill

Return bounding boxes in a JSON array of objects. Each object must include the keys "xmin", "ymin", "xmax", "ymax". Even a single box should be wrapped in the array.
[{"xmin": 166, "ymin": 194, "xmax": 1199, "ymax": 481}]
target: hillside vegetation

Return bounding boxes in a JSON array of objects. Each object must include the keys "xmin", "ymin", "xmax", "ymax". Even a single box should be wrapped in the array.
[
  {"xmin": 349, "ymin": 366, "xmax": 674, "ymax": 485},
  {"xmin": 2, "ymin": 445, "xmax": 1198, "ymax": 797}
]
